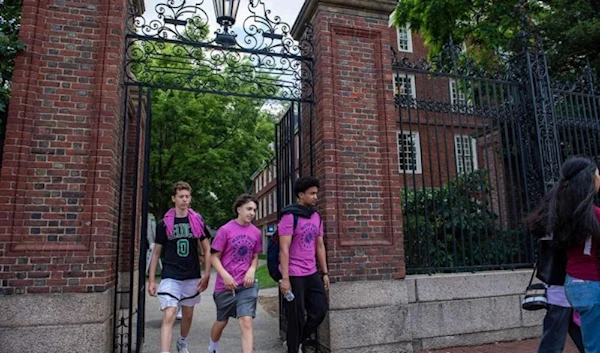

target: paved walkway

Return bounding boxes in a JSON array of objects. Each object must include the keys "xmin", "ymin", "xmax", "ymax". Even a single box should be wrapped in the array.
[{"xmin": 143, "ymin": 271, "xmax": 284, "ymax": 353}]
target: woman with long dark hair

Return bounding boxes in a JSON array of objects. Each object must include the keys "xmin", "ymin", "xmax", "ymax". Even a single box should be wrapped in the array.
[{"xmin": 527, "ymin": 156, "xmax": 600, "ymax": 352}]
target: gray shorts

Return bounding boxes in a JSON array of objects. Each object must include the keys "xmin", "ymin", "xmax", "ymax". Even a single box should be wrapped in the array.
[{"xmin": 213, "ymin": 281, "xmax": 259, "ymax": 321}]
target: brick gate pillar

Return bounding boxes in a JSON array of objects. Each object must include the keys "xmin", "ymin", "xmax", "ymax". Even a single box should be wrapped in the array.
[
  {"xmin": 293, "ymin": 1, "xmax": 411, "ymax": 352},
  {"xmin": 0, "ymin": 0, "xmax": 134, "ymax": 352}
]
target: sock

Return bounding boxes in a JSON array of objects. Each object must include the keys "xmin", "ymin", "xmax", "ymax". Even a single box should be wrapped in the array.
[{"xmin": 209, "ymin": 339, "xmax": 219, "ymax": 352}]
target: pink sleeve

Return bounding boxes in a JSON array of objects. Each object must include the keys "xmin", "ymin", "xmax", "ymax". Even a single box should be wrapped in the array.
[
  {"xmin": 278, "ymin": 214, "xmax": 293, "ymax": 236},
  {"xmin": 253, "ymin": 229, "xmax": 262, "ymax": 254},
  {"xmin": 211, "ymin": 225, "xmax": 228, "ymax": 252}
]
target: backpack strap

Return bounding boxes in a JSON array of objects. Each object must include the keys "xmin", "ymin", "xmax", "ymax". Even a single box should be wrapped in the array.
[{"xmin": 292, "ymin": 214, "xmax": 299, "ymax": 231}]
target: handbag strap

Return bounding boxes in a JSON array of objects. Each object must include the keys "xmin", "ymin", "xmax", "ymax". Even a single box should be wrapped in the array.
[{"xmin": 527, "ymin": 260, "xmax": 537, "ymax": 287}]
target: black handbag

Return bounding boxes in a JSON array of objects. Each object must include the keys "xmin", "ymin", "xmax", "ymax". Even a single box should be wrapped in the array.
[
  {"xmin": 522, "ymin": 264, "xmax": 547, "ymax": 311},
  {"xmin": 536, "ymin": 238, "xmax": 567, "ymax": 286}
]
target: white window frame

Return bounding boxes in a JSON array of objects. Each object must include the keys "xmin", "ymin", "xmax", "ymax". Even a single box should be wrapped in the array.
[
  {"xmin": 397, "ymin": 131, "xmax": 422, "ymax": 173},
  {"xmin": 454, "ymin": 135, "xmax": 478, "ymax": 174},
  {"xmin": 449, "ymin": 79, "xmax": 474, "ymax": 113},
  {"xmin": 393, "ymin": 74, "xmax": 417, "ymax": 107},
  {"xmin": 389, "ymin": 12, "xmax": 413, "ymax": 53},
  {"xmin": 393, "ymin": 74, "xmax": 416, "ymax": 98},
  {"xmin": 396, "ymin": 25, "xmax": 413, "ymax": 53},
  {"xmin": 449, "ymin": 79, "xmax": 468, "ymax": 106}
]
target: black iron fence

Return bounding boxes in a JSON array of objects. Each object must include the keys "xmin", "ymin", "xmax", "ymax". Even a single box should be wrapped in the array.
[{"xmin": 393, "ymin": 45, "xmax": 600, "ymax": 274}]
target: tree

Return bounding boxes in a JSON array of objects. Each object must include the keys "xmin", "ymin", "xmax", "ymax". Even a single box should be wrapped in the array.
[
  {"xmin": 149, "ymin": 87, "xmax": 275, "ymax": 228},
  {"xmin": 391, "ymin": 0, "xmax": 600, "ymax": 77},
  {"xmin": 0, "ymin": 0, "xmax": 26, "ymax": 155},
  {"xmin": 131, "ymin": 22, "xmax": 277, "ymax": 227}
]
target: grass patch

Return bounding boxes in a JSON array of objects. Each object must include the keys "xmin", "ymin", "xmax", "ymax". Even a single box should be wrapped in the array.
[
  {"xmin": 256, "ymin": 264, "xmax": 278, "ymax": 289},
  {"xmin": 258, "ymin": 253, "xmax": 267, "ymax": 260}
]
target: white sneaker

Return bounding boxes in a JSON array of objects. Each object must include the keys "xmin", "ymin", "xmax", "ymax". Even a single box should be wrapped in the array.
[
  {"xmin": 208, "ymin": 349, "xmax": 218, "ymax": 353},
  {"xmin": 176, "ymin": 339, "xmax": 189, "ymax": 353},
  {"xmin": 176, "ymin": 306, "xmax": 183, "ymax": 320}
]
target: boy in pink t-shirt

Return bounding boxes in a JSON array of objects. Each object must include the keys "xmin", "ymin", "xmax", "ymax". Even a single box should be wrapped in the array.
[
  {"xmin": 278, "ymin": 177, "xmax": 329, "ymax": 353},
  {"xmin": 208, "ymin": 194, "xmax": 262, "ymax": 353}
]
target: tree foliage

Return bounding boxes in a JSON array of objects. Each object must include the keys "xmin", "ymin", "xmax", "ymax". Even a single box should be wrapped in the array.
[
  {"xmin": 134, "ymin": 21, "xmax": 276, "ymax": 227},
  {"xmin": 0, "ymin": 0, "xmax": 26, "ymax": 136},
  {"xmin": 392, "ymin": 0, "xmax": 600, "ymax": 77},
  {"xmin": 148, "ymin": 87, "xmax": 275, "ymax": 228}
]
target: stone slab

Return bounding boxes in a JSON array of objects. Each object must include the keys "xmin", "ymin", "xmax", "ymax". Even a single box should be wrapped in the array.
[
  {"xmin": 0, "ymin": 289, "xmax": 113, "ymax": 328},
  {"xmin": 410, "ymin": 295, "xmax": 522, "ymax": 339},
  {"xmin": 411, "ymin": 270, "xmax": 533, "ymax": 302},
  {"xmin": 420, "ymin": 325, "xmax": 542, "ymax": 351},
  {"xmin": 328, "ymin": 280, "xmax": 409, "ymax": 310},
  {"xmin": 329, "ymin": 305, "xmax": 411, "ymax": 350}
]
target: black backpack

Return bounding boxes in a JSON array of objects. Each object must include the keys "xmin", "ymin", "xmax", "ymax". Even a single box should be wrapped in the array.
[{"xmin": 266, "ymin": 214, "xmax": 299, "ymax": 282}]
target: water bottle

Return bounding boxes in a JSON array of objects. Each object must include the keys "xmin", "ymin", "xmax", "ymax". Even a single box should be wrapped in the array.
[
  {"xmin": 284, "ymin": 290, "xmax": 295, "ymax": 302},
  {"xmin": 279, "ymin": 280, "xmax": 295, "ymax": 301}
]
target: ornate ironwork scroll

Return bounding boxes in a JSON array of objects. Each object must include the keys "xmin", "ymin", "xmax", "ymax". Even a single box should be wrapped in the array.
[{"xmin": 124, "ymin": 0, "xmax": 314, "ymax": 102}]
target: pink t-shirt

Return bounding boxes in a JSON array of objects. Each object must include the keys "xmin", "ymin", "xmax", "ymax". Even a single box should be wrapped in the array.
[
  {"xmin": 212, "ymin": 220, "xmax": 262, "ymax": 293},
  {"xmin": 278, "ymin": 212, "xmax": 323, "ymax": 276}
]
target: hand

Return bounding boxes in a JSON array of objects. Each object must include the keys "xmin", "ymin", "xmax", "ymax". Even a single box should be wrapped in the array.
[
  {"xmin": 323, "ymin": 274, "xmax": 330, "ymax": 290},
  {"xmin": 222, "ymin": 272, "xmax": 237, "ymax": 292},
  {"xmin": 243, "ymin": 268, "xmax": 256, "ymax": 288},
  {"xmin": 148, "ymin": 281, "xmax": 157, "ymax": 296},
  {"xmin": 279, "ymin": 278, "xmax": 291, "ymax": 296},
  {"xmin": 198, "ymin": 276, "xmax": 210, "ymax": 292}
]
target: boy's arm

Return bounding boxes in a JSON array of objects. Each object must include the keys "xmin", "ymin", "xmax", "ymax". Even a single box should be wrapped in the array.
[
  {"xmin": 148, "ymin": 244, "xmax": 163, "ymax": 296},
  {"xmin": 279, "ymin": 235, "xmax": 292, "ymax": 295},
  {"xmin": 244, "ymin": 253, "xmax": 259, "ymax": 287},
  {"xmin": 198, "ymin": 238, "xmax": 211, "ymax": 292},
  {"xmin": 317, "ymin": 236, "xmax": 329, "ymax": 289},
  {"xmin": 211, "ymin": 251, "xmax": 237, "ymax": 291}
]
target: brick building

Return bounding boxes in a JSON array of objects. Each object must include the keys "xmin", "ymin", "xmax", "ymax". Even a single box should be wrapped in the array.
[{"xmin": 251, "ymin": 158, "xmax": 277, "ymax": 253}]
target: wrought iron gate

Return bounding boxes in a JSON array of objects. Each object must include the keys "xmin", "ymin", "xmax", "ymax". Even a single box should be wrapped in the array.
[
  {"xmin": 114, "ymin": 1, "xmax": 314, "ymax": 352},
  {"xmin": 393, "ymin": 38, "xmax": 600, "ymax": 274}
]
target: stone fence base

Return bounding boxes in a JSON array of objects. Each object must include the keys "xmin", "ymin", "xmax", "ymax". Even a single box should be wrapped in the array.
[{"xmin": 319, "ymin": 270, "xmax": 544, "ymax": 353}]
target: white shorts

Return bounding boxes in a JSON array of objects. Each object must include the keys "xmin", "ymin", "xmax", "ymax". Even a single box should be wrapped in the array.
[{"xmin": 157, "ymin": 278, "xmax": 201, "ymax": 310}]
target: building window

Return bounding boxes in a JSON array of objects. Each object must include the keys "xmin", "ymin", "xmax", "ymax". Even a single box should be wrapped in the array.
[
  {"xmin": 394, "ymin": 74, "xmax": 416, "ymax": 107},
  {"xmin": 397, "ymin": 131, "xmax": 422, "ymax": 173},
  {"xmin": 454, "ymin": 135, "xmax": 478, "ymax": 174},
  {"xmin": 449, "ymin": 79, "xmax": 474, "ymax": 113},
  {"xmin": 396, "ymin": 25, "xmax": 413, "ymax": 53}
]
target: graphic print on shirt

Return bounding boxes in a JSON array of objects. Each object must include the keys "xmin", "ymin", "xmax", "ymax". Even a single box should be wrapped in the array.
[
  {"xmin": 231, "ymin": 233, "xmax": 256, "ymax": 263},
  {"xmin": 171, "ymin": 222, "xmax": 192, "ymax": 257},
  {"xmin": 299, "ymin": 222, "xmax": 318, "ymax": 252}
]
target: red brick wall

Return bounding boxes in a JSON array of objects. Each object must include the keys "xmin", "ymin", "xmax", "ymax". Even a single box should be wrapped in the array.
[
  {"xmin": 309, "ymin": 9, "xmax": 405, "ymax": 282},
  {"xmin": 0, "ymin": 0, "xmax": 129, "ymax": 295},
  {"xmin": 119, "ymin": 91, "xmax": 147, "ymax": 273}
]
